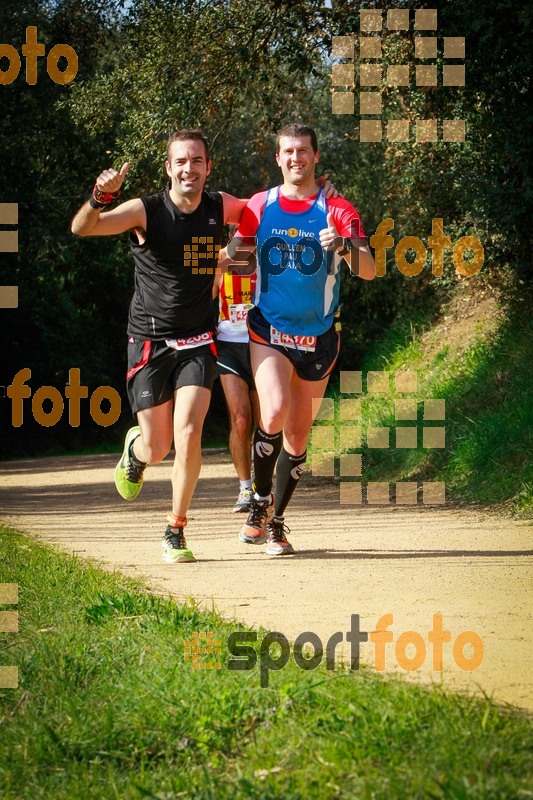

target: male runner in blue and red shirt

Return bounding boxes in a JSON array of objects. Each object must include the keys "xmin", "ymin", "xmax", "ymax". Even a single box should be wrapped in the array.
[{"xmin": 220, "ymin": 122, "xmax": 376, "ymax": 556}]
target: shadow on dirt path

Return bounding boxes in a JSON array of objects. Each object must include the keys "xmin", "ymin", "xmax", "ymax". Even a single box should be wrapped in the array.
[{"xmin": 1, "ymin": 450, "xmax": 531, "ymax": 709}]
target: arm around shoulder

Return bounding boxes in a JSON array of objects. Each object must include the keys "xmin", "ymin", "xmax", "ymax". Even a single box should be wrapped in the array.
[
  {"xmin": 218, "ymin": 242, "xmax": 256, "ymax": 275},
  {"xmin": 219, "ymin": 192, "xmax": 249, "ymax": 226},
  {"xmin": 332, "ymin": 199, "xmax": 376, "ymax": 280}
]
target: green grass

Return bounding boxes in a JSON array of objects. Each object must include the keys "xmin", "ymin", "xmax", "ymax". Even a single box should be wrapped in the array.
[
  {"xmin": 312, "ymin": 293, "xmax": 532, "ymax": 516},
  {"xmin": 1, "ymin": 526, "xmax": 532, "ymax": 799}
]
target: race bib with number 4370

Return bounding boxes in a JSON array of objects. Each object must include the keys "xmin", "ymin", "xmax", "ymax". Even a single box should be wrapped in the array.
[{"xmin": 270, "ymin": 327, "xmax": 317, "ymax": 352}]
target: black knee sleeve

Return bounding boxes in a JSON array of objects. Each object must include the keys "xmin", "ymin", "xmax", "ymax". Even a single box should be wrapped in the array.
[{"xmin": 252, "ymin": 427, "xmax": 283, "ymax": 497}]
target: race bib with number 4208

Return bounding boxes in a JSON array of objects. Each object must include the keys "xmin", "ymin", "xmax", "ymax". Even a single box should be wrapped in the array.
[
  {"xmin": 165, "ymin": 332, "xmax": 214, "ymax": 351},
  {"xmin": 270, "ymin": 327, "xmax": 317, "ymax": 352}
]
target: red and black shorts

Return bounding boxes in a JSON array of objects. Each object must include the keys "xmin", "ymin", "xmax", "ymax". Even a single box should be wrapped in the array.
[
  {"xmin": 126, "ymin": 336, "xmax": 217, "ymax": 414},
  {"xmin": 247, "ymin": 306, "xmax": 340, "ymax": 382}
]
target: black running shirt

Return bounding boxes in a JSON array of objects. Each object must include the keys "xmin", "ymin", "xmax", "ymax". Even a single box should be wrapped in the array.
[{"xmin": 127, "ymin": 187, "xmax": 223, "ymax": 340}]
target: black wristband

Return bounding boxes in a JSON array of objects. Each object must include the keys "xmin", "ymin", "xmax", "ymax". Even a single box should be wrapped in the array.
[
  {"xmin": 336, "ymin": 238, "xmax": 353, "ymax": 257},
  {"xmin": 91, "ymin": 183, "xmax": 120, "ymax": 209},
  {"xmin": 89, "ymin": 196, "xmax": 106, "ymax": 210}
]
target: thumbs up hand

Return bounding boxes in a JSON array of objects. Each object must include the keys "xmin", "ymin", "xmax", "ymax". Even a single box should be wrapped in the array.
[
  {"xmin": 319, "ymin": 211, "xmax": 342, "ymax": 251},
  {"xmin": 95, "ymin": 161, "xmax": 130, "ymax": 194}
]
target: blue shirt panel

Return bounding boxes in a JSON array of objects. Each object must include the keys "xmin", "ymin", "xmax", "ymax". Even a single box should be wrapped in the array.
[{"xmin": 255, "ymin": 187, "xmax": 340, "ymax": 336}]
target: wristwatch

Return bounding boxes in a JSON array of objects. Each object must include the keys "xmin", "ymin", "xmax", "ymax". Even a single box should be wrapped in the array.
[{"xmin": 335, "ymin": 237, "xmax": 353, "ymax": 257}]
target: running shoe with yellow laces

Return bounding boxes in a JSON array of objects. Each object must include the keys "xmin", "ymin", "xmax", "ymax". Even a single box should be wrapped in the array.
[
  {"xmin": 114, "ymin": 426, "xmax": 146, "ymax": 500},
  {"xmin": 162, "ymin": 515, "xmax": 196, "ymax": 563},
  {"xmin": 265, "ymin": 516, "xmax": 294, "ymax": 556},
  {"xmin": 238, "ymin": 492, "xmax": 274, "ymax": 544}
]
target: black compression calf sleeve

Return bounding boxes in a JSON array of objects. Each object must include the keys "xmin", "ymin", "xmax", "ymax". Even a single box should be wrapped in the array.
[
  {"xmin": 274, "ymin": 448, "xmax": 307, "ymax": 517},
  {"xmin": 252, "ymin": 427, "xmax": 283, "ymax": 497}
]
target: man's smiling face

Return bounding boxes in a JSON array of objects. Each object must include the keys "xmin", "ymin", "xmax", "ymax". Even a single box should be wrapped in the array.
[
  {"xmin": 165, "ymin": 139, "xmax": 211, "ymax": 198},
  {"xmin": 275, "ymin": 135, "xmax": 320, "ymax": 186}
]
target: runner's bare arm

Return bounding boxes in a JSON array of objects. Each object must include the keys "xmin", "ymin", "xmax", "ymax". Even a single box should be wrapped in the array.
[
  {"xmin": 226, "ymin": 235, "xmax": 256, "ymax": 259},
  {"xmin": 218, "ymin": 235, "xmax": 256, "ymax": 275},
  {"xmin": 218, "ymin": 240, "xmax": 256, "ymax": 275},
  {"xmin": 219, "ymin": 192, "xmax": 250, "ymax": 225},
  {"xmin": 71, "ymin": 162, "xmax": 146, "ymax": 237},
  {"xmin": 212, "ymin": 271, "xmax": 223, "ymax": 298},
  {"xmin": 344, "ymin": 243, "xmax": 376, "ymax": 280},
  {"xmin": 71, "ymin": 198, "xmax": 146, "ymax": 237}
]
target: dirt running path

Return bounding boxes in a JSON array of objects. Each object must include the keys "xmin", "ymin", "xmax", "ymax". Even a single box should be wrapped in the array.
[{"xmin": 1, "ymin": 451, "xmax": 531, "ymax": 710}]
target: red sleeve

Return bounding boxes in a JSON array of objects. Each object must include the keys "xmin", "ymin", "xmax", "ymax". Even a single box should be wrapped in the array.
[
  {"xmin": 234, "ymin": 191, "xmax": 267, "ymax": 241},
  {"xmin": 326, "ymin": 196, "xmax": 366, "ymax": 239}
]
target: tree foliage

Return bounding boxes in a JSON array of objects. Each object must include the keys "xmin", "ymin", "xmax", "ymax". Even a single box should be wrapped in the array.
[
  {"xmin": 1, "ymin": 0, "xmax": 530, "ymax": 456},
  {"xmin": 66, "ymin": 0, "xmax": 331, "ymax": 190}
]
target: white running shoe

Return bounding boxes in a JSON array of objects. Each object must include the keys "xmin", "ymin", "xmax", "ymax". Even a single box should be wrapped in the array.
[{"xmin": 233, "ymin": 486, "xmax": 253, "ymax": 513}]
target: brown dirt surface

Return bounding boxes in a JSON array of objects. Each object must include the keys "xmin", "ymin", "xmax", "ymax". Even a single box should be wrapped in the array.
[
  {"xmin": 404, "ymin": 289, "xmax": 503, "ymax": 369},
  {"xmin": 1, "ymin": 449, "xmax": 532, "ymax": 710}
]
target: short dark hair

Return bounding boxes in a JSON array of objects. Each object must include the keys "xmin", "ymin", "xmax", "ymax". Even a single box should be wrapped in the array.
[
  {"xmin": 276, "ymin": 123, "xmax": 318, "ymax": 154},
  {"xmin": 166, "ymin": 129, "xmax": 210, "ymax": 162}
]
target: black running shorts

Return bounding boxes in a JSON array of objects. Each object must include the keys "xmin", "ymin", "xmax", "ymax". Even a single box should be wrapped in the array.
[
  {"xmin": 126, "ymin": 338, "xmax": 217, "ymax": 413},
  {"xmin": 247, "ymin": 307, "xmax": 340, "ymax": 382},
  {"xmin": 216, "ymin": 340, "xmax": 255, "ymax": 389}
]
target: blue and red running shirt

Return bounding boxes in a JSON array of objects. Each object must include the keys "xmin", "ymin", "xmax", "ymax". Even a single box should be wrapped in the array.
[{"xmin": 235, "ymin": 188, "xmax": 365, "ymax": 337}]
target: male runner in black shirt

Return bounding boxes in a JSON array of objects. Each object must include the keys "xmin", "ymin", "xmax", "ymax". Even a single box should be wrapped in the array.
[{"xmin": 71, "ymin": 129, "xmax": 248, "ymax": 563}]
